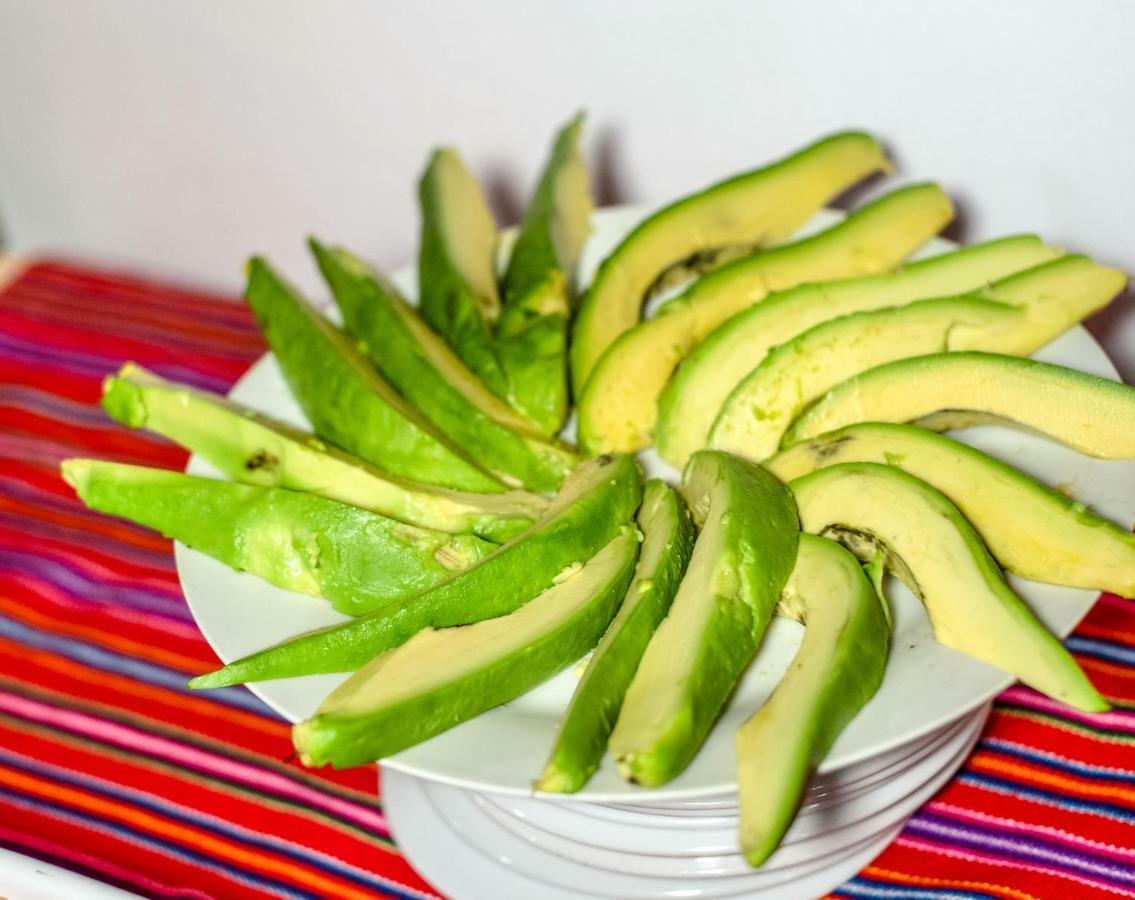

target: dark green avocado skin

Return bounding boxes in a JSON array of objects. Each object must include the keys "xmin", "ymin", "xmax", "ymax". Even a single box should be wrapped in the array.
[{"xmin": 244, "ymin": 258, "xmax": 502, "ymax": 493}]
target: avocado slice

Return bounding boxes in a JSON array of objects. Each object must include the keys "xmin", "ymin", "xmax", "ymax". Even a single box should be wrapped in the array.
[
  {"xmin": 711, "ymin": 255, "xmax": 1125, "ymax": 461},
  {"xmin": 535, "ymin": 480, "xmax": 695, "ymax": 793},
  {"xmin": 767, "ymin": 423, "xmax": 1135, "ymax": 596},
  {"xmin": 577, "ymin": 183, "xmax": 954, "ymax": 454},
  {"xmin": 570, "ymin": 131, "xmax": 891, "ymax": 394},
  {"xmin": 245, "ymin": 258, "xmax": 502, "ymax": 493},
  {"xmin": 62, "ymin": 459, "xmax": 495, "ymax": 616},
  {"xmin": 608, "ymin": 451, "xmax": 799, "ymax": 787},
  {"xmin": 711, "ymin": 297, "xmax": 1022, "ymax": 461},
  {"xmin": 189, "ymin": 453, "xmax": 643, "ymax": 688},
  {"xmin": 737, "ymin": 535, "xmax": 890, "ymax": 867},
  {"xmin": 497, "ymin": 113, "xmax": 592, "ymax": 435},
  {"xmin": 655, "ymin": 234, "xmax": 1063, "ymax": 467},
  {"xmin": 418, "ymin": 147, "xmax": 508, "ymax": 398},
  {"xmin": 293, "ymin": 529, "xmax": 639, "ymax": 769},
  {"xmin": 787, "ymin": 352, "xmax": 1135, "ymax": 460},
  {"xmin": 312, "ymin": 241, "xmax": 578, "ymax": 492},
  {"xmin": 790, "ymin": 462, "xmax": 1107, "ymax": 712},
  {"xmin": 101, "ymin": 363, "xmax": 545, "ymax": 543}
]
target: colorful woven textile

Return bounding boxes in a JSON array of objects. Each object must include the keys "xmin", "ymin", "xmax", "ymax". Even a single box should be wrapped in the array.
[{"xmin": 0, "ymin": 260, "xmax": 1132, "ymax": 899}]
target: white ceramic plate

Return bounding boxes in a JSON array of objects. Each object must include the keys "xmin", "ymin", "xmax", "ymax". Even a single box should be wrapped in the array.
[
  {"xmin": 179, "ymin": 205, "xmax": 1134, "ymax": 801},
  {"xmin": 380, "ymin": 707, "xmax": 988, "ymax": 898}
]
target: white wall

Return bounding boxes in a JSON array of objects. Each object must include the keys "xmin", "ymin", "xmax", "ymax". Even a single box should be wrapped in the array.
[{"xmin": 2, "ymin": 0, "xmax": 1133, "ymax": 374}]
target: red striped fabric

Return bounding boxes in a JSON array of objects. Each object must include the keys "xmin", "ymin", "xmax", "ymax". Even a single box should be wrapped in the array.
[{"xmin": 1, "ymin": 259, "xmax": 1133, "ymax": 899}]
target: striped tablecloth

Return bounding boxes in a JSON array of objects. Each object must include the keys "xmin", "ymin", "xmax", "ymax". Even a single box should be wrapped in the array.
[{"xmin": 1, "ymin": 259, "xmax": 1132, "ymax": 899}]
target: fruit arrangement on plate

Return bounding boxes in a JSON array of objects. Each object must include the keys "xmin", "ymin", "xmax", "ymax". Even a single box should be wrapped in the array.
[{"xmin": 64, "ymin": 118, "xmax": 1135, "ymax": 867}]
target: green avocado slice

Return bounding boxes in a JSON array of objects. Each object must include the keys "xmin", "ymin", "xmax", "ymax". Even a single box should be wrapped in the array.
[
  {"xmin": 418, "ymin": 147, "xmax": 508, "ymax": 398},
  {"xmin": 655, "ymin": 235, "xmax": 1064, "ymax": 467},
  {"xmin": 737, "ymin": 535, "xmax": 890, "ymax": 867},
  {"xmin": 244, "ymin": 258, "xmax": 502, "ymax": 493},
  {"xmin": 61, "ymin": 459, "xmax": 494, "ymax": 616},
  {"xmin": 498, "ymin": 113, "xmax": 592, "ymax": 435},
  {"xmin": 101, "ymin": 363, "xmax": 545, "ymax": 543},
  {"xmin": 608, "ymin": 451, "xmax": 799, "ymax": 787},
  {"xmin": 786, "ymin": 352, "xmax": 1135, "ymax": 460},
  {"xmin": 789, "ymin": 462, "xmax": 1107, "ymax": 712},
  {"xmin": 536, "ymin": 480, "xmax": 695, "ymax": 793},
  {"xmin": 767, "ymin": 423, "xmax": 1135, "ymax": 597},
  {"xmin": 570, "ymin": 131, "xmax": 890, "ymax": 394},
  {"xmin": 312, "ymin": 241, "xmax": 578, "ymax": 492},
  {"xmin": 293, "ymin": 529, "xmax": 638, "ymax": 769},
  {"xmin": 189, "ymin": 454, "xmax": 643, "ymax": 688},
  {"xmin": 711, "ymin": 255, "xmax": 1125, "ymax": 462},
  {"xmin": 577, "ymin": 183, "xmax": 954, "ymax": 454}
]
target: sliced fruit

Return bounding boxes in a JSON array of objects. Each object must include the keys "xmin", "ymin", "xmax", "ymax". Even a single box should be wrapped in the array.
[
  {"xmin": 245, "ymin": 258, "xmax": 502, "ymax": 493},
  {"xmin": 608, "ymin": 451, "xmax": 799, "ymax": 787},
  {"xmin": 656, "ymin": 235, "xmax": 1063, "ymax": 467},
  {"xmin": 767, "ymin": 423, "xmax": 1135, "ymax": 597},
  {"xmin": 497, "ymin": 113, "xmax": 592, "ymax": 434},
  {"xmin": 62, "ymin": 459, "xmax": 494, "ymax": 616},
  {"xmin": 789, "ymin": 462, "xmax": 1107, "ymax": 711},
  {"xmin": 417, "ymin": 147, "xmax": 508, "ymax": 397},
  {"xmin": 536, "ymin": 480, "xmax": 695, "ymax": 793},
  {"xmin": 189, "ymin": 454, "xmax": 643, "ymax": 688},
  {"xmin": 313, "ymin": 241, "xmax": 577, "ymax": 492},
  {"xmin": 293, "ymin": 528, "xmax": 638, "ymax": 769},
  {"xmin": 737, "ymin": 535, "xmax": 889, "ymax": 867},
  {"xmin": 577, "ymin": 183, "xmax": 954, "ymax": 454},
  {"xmin": 101, "ymin": 363, "xmax": 545, "ymax": 543},
  {"xmin": 711, "ymin": 255, "xmax": 1125, "ymax": 462},
  {"xmin": 570, "ymin": 131, "xmax": 891, "ymax": 393},
  {"xmin": 786, "ymin": 352, "xmax": 1135, "ymax": 460},
  {"xmin": 711, "ymin": 297, "xmax": 1022, "ymax": 461}
]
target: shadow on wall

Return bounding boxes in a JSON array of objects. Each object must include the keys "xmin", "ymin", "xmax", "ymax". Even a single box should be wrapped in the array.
[
  {"xmin": 1086, "ymin": 283, "xmax": 1135, "ymax": 382},
  {"xmin": 482, "ymin": 121, "xmax": 630, "ymax": 228}
]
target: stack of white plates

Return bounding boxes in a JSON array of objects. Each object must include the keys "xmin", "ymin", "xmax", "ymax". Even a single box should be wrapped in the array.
[
  {"xmin": 383, "ymin": 706, "xmax": 987, "ymax": 898},
  {"xmin": 178, "ymin": 206, "xmax": 1133, "ymax": 898}
]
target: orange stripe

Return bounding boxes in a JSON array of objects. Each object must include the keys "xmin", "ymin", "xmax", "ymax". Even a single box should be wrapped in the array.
[
  {"xmin": 1076, "ymin": 622, "xmax": 1135, "ymax": 646},
  {"xmin": 860, "ymin": 866, "xmax": 1040, "ymax": 900},
  {"xmin": 0, "ymin": 593, "xmax": 206, "ymax": 673},
  {"xmin": 0, "ymin": 766, "xmax": 376, "ymax": 900},
  {"xmin": 0, "ymin": 637, "xmax": 282, "ymax": 739},
  {"xmin": 0, "ymin": 493, "xmax": 174, "ymax": 556},
  {"xmin": 1077, "ymin": 656, "xmax": 1135, "ymax": 680},
  {"xmin": 970, "ymin": 754, "xmax": 1135, "ymax": 805}
]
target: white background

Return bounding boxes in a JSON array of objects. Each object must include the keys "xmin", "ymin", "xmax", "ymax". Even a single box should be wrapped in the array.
[{"xmin": 1, "ymin": 0, "xmax": 1133, "ymax": 376}]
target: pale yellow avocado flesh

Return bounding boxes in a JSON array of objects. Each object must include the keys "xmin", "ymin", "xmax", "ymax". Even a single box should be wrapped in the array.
[
  {"xmin": 654, "ymin": 235, "xmax": 1063, "ymax": 468},
  {"xmin": 767, "ymin": 423, "xmax": 1135, "ymax": 597},
  {"xmin": 737, "ymin": 535, "xmax": 889, "ymax": 867},
  {"xmin": 710, "ymin": 297, "xmax": 1024, "ymax": 461},
  {"xmin": 570, "ymin": 132, "xmax": 890, "ymax": 393},
  {"xmin": 787, "ymin": 352, "xmax": 1135, "ymax": 459},
  {"xmin": 316, "ymin": 532, "xmax": 636, "ymax": 718},
  {"xmin": 433, "ymin": 148, "xmax": 501, "ymax": 319},
  {"xmin": 790, "ymin": 463, "xmax": 1107, "ymax": 712},
  {"xmin": 577, "ymin": 183, "xmax": 954, "ymax": 454},
  {"xmin": 711, "ymin": 255, "xmax": 1126, "ymax": 462}
]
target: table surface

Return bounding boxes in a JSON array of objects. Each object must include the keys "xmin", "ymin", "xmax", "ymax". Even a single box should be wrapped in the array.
[{"xmin": 1, "ymin": 258, "xmax": 1133, "ymax": 900}]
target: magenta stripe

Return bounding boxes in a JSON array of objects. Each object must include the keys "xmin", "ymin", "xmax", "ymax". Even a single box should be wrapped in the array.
[
  {"xmin": 1000, "ymin": 687, "xmax": 1135, "ymax": 735},
  {"xmin": 2, "ymin": 570, "xmax": 202, "ymax": 640},
  {"xmin": 892, "ymin": 834, "xmax": 1135, "ymax": 897},
  {"xmin": 0, "ymin": 690, "xmax": 389, "ymax": 836}
]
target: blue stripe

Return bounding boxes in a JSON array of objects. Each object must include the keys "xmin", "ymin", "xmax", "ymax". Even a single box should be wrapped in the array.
[
  {"xmin": 0, "ymin": 383, "xmax": 117, "ymax": 427},
  {"xmin": 0, "ymin": 547, "xmax": 188, "ymax": 616},
  {"xmin": 0, "ymin": 786, "xmax": 314, "ymax": 900},
  {"xmin": 0, "ymin": 749, "xmax": 426, "ymax": 900},
  {"xmin": 958, "ymin": 771, "xmax": 1135, "ymax": 824},
  {"xmin": 980, "ymin": 737, "xmax": 1135, "ymax": 784},
  {"xmin": 1067, "ymin": 635, "xmax": 1135, "ymax": 666},
  {"xmin": 0, "ymin": 613, "xmax": 273, "ymax": 718},
  {"xmin": 834, "ymin": 877, "xmax": 993, "ymax": 899}
]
